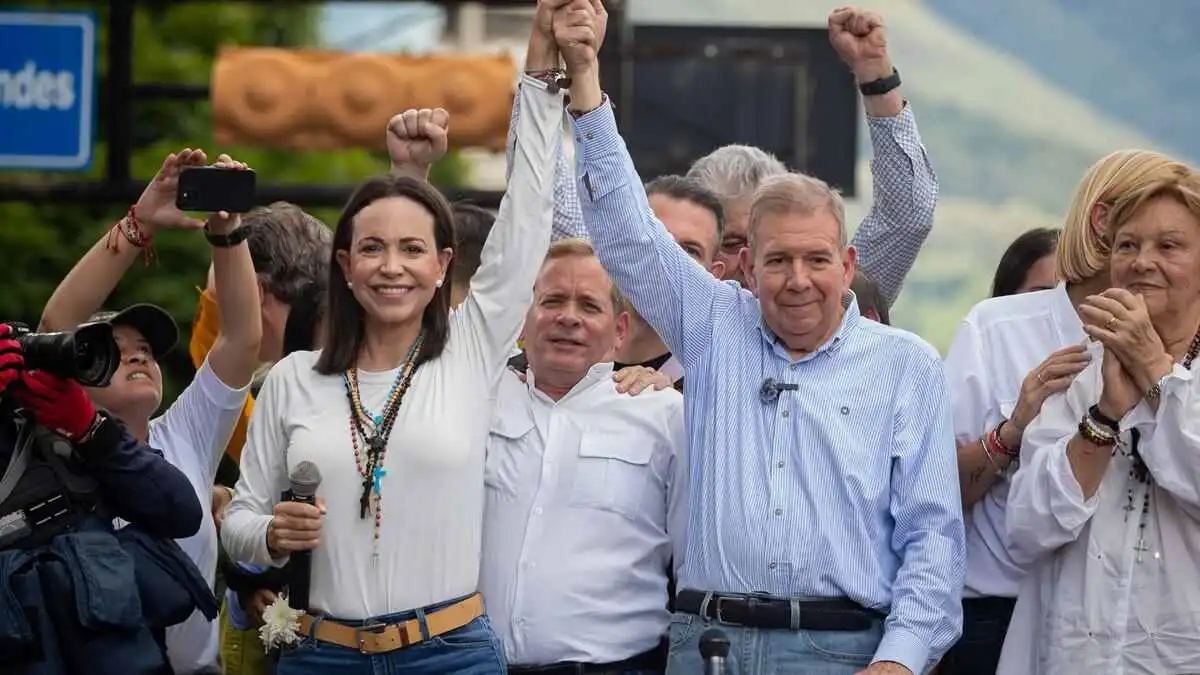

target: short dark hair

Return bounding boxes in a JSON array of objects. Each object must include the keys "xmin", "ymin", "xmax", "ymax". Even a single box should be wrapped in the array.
[
  {"xmin": 315, "ymin": 175, "xmax": 455, "ymax": 375},
  {"xmin": 991, "ymin": 227, "xmax": 1061, "ymax": 298},
  {"xmin": 450, "ymin": 203, "xmax": 495, "ymax": 286},
  {"xmin": 645, "ymin": 174, "xmax": 726, "ymax": 237},
  {"xmin": 851, "ymin": 270, "xmax": 890, "ymax": 325},
  {"xmin": 243, "ymin": 202, "xmax": 332, "ymax": 306}
]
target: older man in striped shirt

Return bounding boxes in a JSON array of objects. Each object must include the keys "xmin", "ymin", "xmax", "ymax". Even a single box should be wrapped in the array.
[{"xmin": 561, "ymin": 7, "xmax": 964, "ymax": 675}]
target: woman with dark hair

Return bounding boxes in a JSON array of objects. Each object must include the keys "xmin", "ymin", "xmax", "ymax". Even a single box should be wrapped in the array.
[
  {"xmin": 221, "ymin": 69, "xmax": 564, "ymax": 673},
  {"xmin": 991, "ymin": 226, "xmax": 1061, "ymax": 297}
]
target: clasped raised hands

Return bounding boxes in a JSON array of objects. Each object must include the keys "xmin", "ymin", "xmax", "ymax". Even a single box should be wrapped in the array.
[{"xmin": 550, "ymin": 0, "xmax": 606, "ymax": 74}]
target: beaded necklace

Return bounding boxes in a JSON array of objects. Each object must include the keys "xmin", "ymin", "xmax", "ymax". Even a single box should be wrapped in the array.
[
  {"xmin": 1121, "ymin": 328, "xmax": 1200, "ymax": 564},
  {"xmin": 340, "ymin": 333, "xmax": 424, "ymax": 558}
]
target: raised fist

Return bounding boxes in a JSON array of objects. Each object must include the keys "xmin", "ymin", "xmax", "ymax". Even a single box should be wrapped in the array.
[
  {"xmin": 553, "ymin": 0, "xmax": 602, "ymax": 74},
  {"xmin": 827, "ymin": 7, "xmax": 891, "ymax": 81},
  {"xmin": 387, "ymin": 108, "xmax": 450, "ymax": 178}
]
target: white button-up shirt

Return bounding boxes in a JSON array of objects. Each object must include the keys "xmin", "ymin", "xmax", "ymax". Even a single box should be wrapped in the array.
[
  {"xmin": 943, "ymin": 283, "xmax": 1084, "ymax": 598},
  {"xmin": 480, "ymin": 362, "xmax": 687, "ymax": 667},
  {"xmin": 999, "ymin": 343, "xmax": 1200, "ymax": 674}
]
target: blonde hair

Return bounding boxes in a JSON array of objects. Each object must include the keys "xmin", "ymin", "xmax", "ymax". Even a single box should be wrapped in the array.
[
  {"xmin": 1107, "ymin": 169, "xmax": 1200, "ymax": 237},
  {"xmin": 540, "ymin": 238, "xmax": 625, "ymax": 313},
  {"xmin": 748, "ymin": 173, "xmax": 846, "ymax": 248},
  {"xmin": 1057, "ymin": 150, "xmax": 1192, "ymax": 283}
]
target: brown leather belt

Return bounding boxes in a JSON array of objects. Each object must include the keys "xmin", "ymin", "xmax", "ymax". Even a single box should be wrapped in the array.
[{"xmin": 298, "ymin": 593, "xmax": 483, "ymax": 654}]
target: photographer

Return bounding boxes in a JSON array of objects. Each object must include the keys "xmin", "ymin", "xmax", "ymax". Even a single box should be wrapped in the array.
[
  {"xmin": 38, "ymin": 150, "xmax": 261, "ymax": 675},
  {"xmin": 0, "ymin": 324, "xmax": 211, "ymax": 675}
]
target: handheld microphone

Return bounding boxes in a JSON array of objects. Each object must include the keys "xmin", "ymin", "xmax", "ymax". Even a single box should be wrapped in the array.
[
  {"xmin": 759, "ymin": 377, "xmax": 799, "ymax": 404},
  {"xmin": 285, "ymin": 461, "xmax": 322, "ymax": 612},
  {"xmin": 699, "ymin": 628, "xmax": 731, "ymax": 675}
]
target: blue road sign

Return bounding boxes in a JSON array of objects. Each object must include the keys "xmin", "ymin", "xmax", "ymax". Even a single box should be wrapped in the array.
[{"xmin": 0, "ymin": 11, "xmax": 96, "ymax": 171}]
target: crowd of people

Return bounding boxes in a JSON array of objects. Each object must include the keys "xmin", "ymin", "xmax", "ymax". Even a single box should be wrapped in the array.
[{"xmin": 1, "ymin": 1, "xmax": 1198, "ymax": 674}]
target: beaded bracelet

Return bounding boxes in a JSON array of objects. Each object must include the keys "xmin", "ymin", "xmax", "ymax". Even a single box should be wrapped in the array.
[{"xmin": 1078, "ymin": 414, "xmax": 1117, "ymax": 446}]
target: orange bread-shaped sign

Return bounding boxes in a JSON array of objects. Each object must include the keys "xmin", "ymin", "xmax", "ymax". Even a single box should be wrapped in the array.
[{"xmin": 211, "ymin": 48, "xmax": 515, "ymax": 152}]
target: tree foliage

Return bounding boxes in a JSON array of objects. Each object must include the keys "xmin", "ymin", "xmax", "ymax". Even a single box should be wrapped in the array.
[{"xmin": 1, "ymin": 1, "xmax": 468, "ymax": 406}]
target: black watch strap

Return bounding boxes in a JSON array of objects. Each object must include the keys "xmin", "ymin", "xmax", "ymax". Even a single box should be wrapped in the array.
[
  {"xmin": 205, "ymin": 225, "xmax": 251, "ymax": 248},
  {"xmin": 858, "ymin": 68, "xmax": 901, "ymax": 97}
]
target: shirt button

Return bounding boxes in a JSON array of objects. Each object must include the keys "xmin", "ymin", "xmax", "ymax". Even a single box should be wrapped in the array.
[
  {"xmin": 768, "ymin": 562, "xmax": 777, "ymax": 570},
  {"xmin": 777, "ymin": 460, "xmax": 785, "ymax": 468},
  {"xmin": 841, "ymin": 406, "xmax": 850, "ymax": 415},
  {"xmin": 781, "ymin": 410, "xmax": 789, "ymax": 418},
  {"xmin": 533, "ymin": 507, "xmax": 543, "ymax": 516},
  {"xmin": 585, "ymin": 131, "xmax": 594, "ymax": 140},
  {"xmin": 774, "ymin": 508, "xmax": 783, "ymax": 516}
]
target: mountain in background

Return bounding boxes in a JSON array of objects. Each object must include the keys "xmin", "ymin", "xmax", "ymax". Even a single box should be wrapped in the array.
[
  {"xmin": 924, "ymin": 0, "xmax": 1199, "ymax": 164},
  {"xmin": 316, "ymin": 1, "xmax": 1195, "ymax": 351}
]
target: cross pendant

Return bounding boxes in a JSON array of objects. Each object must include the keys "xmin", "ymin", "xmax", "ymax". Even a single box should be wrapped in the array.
[
  {"xmin": 1123, "ymin": 501, "xmax": 1136, "ymax": 522},
  {"xmin": 359, "ymin": 475, "xmax": 373, "ymax": 519},
  {"xmin": 1134, "ymin": 536, "xmax": 1150, "ymax": 564},
  {"xmin": 368, "ymin": 435, "xmax": 386, "ymax": 455}
]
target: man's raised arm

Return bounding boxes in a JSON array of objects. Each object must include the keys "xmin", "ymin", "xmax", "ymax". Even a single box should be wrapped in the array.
[{"xmin": 555, "ymin": 0, "xmax": 735, "ymax": 366}]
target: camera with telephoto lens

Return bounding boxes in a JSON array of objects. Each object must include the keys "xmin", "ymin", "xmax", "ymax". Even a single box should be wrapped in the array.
[{"xmin": 4, "ymin": 322, "xmax": 121, "ymax": 388}]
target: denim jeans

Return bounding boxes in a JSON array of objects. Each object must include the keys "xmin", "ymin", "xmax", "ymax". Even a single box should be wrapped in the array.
[
  {"xmin": 938, "ymin": 597, "xmax": 1015, "ymax": 675},
  {"xmin": 665, "ymin": 611, "xmax": 883, "ymax": 675},
  {"xmin": 275, "ymin": 604, "xmax": 505, "ymax": 675}
]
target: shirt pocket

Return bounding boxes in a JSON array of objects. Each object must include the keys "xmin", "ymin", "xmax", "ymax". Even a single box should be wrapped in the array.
[
  {"xmin": 485, "ymin": 413, "xmax": 536, "ymax": 500},
  {"xmin": 569, "ymin": 434, "xmax": 655, "ymax": 521}
]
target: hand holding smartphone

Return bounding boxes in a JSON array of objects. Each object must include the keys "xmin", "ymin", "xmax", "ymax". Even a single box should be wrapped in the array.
[{"xmin": 176, "ymin": 165, "xmax": 257, "ymax": 214}]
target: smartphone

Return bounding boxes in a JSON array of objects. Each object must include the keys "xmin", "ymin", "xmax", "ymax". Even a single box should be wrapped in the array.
[{"xmin": 176, "ymin": 166, "xmax": 257, "ymax": 213}]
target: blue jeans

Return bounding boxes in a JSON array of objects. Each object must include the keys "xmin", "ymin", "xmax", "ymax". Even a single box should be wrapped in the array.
[
  {"xmin": 665, "ymin": 611, "xmax": 882, "ymax": 675},
  {"xmin": 276, "ymin": 600, "xmax": 505, "ymax": 675}
]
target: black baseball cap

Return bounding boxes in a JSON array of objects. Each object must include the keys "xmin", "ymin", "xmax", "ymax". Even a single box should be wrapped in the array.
[{"xmin": 88, "ymin": 303, "xmax": 179, "ymax": 359}]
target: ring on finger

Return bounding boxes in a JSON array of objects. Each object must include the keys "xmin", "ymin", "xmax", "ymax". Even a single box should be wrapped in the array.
[
  {"xmin": 1036, "ymin": 371, "xmax": 1045, "ymax": 384},
  {"xmin": 1105, "ymin": 316, "xmax": 1117, "ymax": 330}
]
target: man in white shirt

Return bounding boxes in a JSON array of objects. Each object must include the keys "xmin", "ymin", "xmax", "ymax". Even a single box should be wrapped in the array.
[{"xmin": 480, "ymin": 238, "xmax": 687, "ymax": 674}]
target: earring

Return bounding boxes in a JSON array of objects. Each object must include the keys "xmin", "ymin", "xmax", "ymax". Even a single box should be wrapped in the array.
[
  {"xmin": 347, "ymin": 281, "xmax": 353, "ymax": 288},
  {"xmin": 435, "ymin": 279, "xmax": 443, "ymax": 288}
]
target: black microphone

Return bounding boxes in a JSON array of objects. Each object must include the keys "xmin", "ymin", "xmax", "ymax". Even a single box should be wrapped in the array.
[
  {"xmin": 285, "ymin": 461, "xmax": 322, "ymax": 612},
  {"xmin": 759, "ymin": 377, "xmax": 799, "ymax": 404},
  {"xmin": 699, "ymin": 628, "xmax": 730, "ymax": 675}
]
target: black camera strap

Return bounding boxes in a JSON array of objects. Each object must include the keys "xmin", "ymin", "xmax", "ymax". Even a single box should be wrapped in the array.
[{"xmin": 0, "ymin": 416, "xmax": 34, "ymax": 506}]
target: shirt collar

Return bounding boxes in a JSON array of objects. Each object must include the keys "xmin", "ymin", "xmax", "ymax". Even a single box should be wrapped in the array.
[
  {"xmin": 757, "ymin": 290, "xmax": 862, "ymax": 362},
  {"xmin": 1051, "ymin": 282, "xmax": 1079, "ymax": 330},
  {"xmin": 526, "ymin": 361, "xmax": 615, "ymax": 403}
]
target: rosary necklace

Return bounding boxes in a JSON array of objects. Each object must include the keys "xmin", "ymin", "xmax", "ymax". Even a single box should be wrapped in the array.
[
  {"xmin": 341, "ymin": 332, "xmax": 424, "ymax": 560},
  {"xmin": 1121, "ymin": 328, "xmax": 1200, "ymax": 564}
]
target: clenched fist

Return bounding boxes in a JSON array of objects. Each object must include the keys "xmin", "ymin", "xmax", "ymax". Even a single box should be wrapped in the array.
[
  {"xmin": 828, "ymin": 7, "xmax": 892, "ymax": 82},
  {"xmin": 386, "ymin": 108, "xmax": 450, "ymax": 179}
]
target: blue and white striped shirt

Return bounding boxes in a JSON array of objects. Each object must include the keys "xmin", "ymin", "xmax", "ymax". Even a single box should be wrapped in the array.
[{"xmin": 571, "ymin": 102, "xmax": 964, "ymax": 673}]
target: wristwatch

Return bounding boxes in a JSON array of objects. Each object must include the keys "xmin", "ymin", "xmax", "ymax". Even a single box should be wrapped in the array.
[
  {"xmin": 859, "ymin": 68, "xmax": 901, "ymax": 97},
  {"xmin": 205, "ymin": 224, "xmax": 251, "ymax": 248},
  {"xmin": 1146, "ymin": 372, "xmax": 1171, "ymax": 403}
]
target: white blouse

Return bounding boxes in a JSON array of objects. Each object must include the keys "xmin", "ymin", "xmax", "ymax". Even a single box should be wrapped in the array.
[
  {"xmin": 220, "ymin": 74, "xmax": 564, "ymax": 619},
  {"xmin": 943, "ymin": 284, "xmax": 1084, "ymax": 599},
  {"xmin": 999, "ymin": 341, "xmax": 1200, "ymax": 675}
]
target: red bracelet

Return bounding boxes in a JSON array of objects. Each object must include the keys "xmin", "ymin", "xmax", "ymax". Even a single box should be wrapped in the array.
[
  {"xmin": 105, "ymin": 205, "xmax": 156, "ymax": 264},
  {"xmin": 988, "ymin": 421, "xmax": 1020, "ymax": 458}
]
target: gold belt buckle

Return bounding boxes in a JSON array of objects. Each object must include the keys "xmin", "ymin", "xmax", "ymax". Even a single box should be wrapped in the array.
[{"xmin": 355, "ymin": 622, "xmax": 389, "ymax": 654}]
